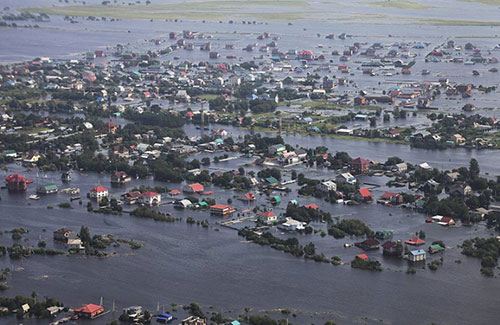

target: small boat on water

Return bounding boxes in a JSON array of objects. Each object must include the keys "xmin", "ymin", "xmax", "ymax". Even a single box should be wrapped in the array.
[
  {"xmin": 60, "ymin": 187, "xmax": 80, "ymax": 195},
  {"xmin": 29, "ymin": 194, "xmax": 40, "ymax": 200}
]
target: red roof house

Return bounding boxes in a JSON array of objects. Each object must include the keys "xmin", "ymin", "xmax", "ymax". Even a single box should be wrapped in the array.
[
  {"xmin": 91, "ymin": 185, "xmax": 108, "ymax": 193},
  {"xmin": 242, "ymin": 192, "xmax": 256, "ymax": 201},
  {"xmin": 356, "ymin": 253, "xmax": 369, "ymax": 261},
  {"xmin": 89, "ymin": 185, "xmax": 109, "ymax": 202},
  {"xmin": 5, "ymin": 174, "xmax": 32, "ymax": 192},
  {"xmin": 141, "ymin": 191, "xmax": 161, "ymax": 206},
  {"xmin": 303, "ymin": 203, "xmax": 319, "ymax": 210},
  {"xmin": 259, "ymin": 211, "xmax": 277, "ymax": 223},
  {"xmin": 351, "ymin": 157, "xmax": 370, "ymax": 174},
  {"xmin": 169, "ymin": 189, "xmax": 181, "ymax": 196},
  {"xmin": 355, "ymin": 238, "xmax": 380, "ymax": 250},
  {"xmin": 183, "ymin": 183, "xmax": 205, "ymax": 193},
  {"xmin": 210, "ymin": 204, "xmax": 235, "ymax": 216},
  {"xmin": 381, "ymin": 192, "xmax": 397, "ymax": 200},
  {"xmin": 405, "ymin": 236, "xmax": 426, "ymax": 246},
  {"xmin": 73, "ymin": 304, "xmax": 105, "ymax": 319},
  {"xmin": 358, "ymin": 188, "xmax": 373, "ymax": 201}
]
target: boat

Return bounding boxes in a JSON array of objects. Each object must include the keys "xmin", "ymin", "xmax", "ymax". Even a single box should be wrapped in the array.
[
  {"xmin": 155, "ymin": 312, "xmax": 173, "ymax": 323},
  {"xmin": 29, "ymin": 194, "xmax": 40, "ymax": 200}
]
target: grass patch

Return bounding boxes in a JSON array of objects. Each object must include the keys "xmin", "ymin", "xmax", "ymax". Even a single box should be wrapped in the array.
[
  {"xmin": 370, "ymin": 0, "xmax": 431, "ymax": 10},
  {"xmin": 23, "ymin": 1, "xmax": 308, "ymax": 21},
  {"xmin": 461, "ymin": 0, "xmax": 500, "ymax": 5},
  {"xmin": 419, "ymin": 18, "xmax": 500, "ymax": 26}
]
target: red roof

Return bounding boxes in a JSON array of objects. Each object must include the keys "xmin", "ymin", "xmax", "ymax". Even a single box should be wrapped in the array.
[
  {"xmin": 142, "ymin": 191, "xmax": 159, "ymax": 197},
  {"xmin": 382, "ymin": 241, "xmax": 397, "ymax": 250},
  {"xmin": 260, "ymin": 211, "xmax": 275, "ymax": 218},
  {"xmin": 169, "ymin": 189, "xmax": 181, "ymax": 195},
  {"xmin": 91, "ymin": 185, "xmax": 108, "ymax": 192},
  {"xmin": 381, "ymin": 191, "xmax": 397, "ymax": 200},
  {"xmin": 5, "ymin": 174, "xmax": 31, "ymax": 184},
  {"xmin": 244, "ymin": 192, "xmax": 256, "ymax": 200},
  {"xmin": 187, "ymin": 183, "xmax": 204, "ymax": 192},
  {"xmin": 304, "ymin": 203, "xmax": 319, "ymax": 210},
  {"xmin": 74, "ymin": 304, "xmax": 104, "ymax": 315},
  {"xmin": 405, "ymin": 237, "xmax": 426, "ymax": 245},
  {"xmin": 125, "ymin": 191, "xmax": 142, "ymax": 199},
  {"xmin": 356, "ymin": 253, "xmax": 369, "ymax": 261},
  {"xmin": 359, "ymin": 187, "xmax": 372, "ymax": 198}
]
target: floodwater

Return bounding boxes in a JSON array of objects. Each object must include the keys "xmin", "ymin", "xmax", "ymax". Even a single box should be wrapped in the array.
[
  {"xmin": 184, "ymin": 124, "xmax": 500, "ymax": 176},
  {"xmin": 0, "ymin": 161, "xmax": 499, "ymax": 325}
]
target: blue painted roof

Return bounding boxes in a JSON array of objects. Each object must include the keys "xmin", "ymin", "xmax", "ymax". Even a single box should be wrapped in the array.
[{"xmin": 410, "ymin": 249, "xmax": 426, "ymax": 255}]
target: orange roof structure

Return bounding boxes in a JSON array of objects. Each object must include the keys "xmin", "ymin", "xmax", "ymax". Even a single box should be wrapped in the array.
[
  {"xmin": 359, "ymin": 187, "xmax": 372, "ymax": 198},
  {"xmin": 91, "ymin": 185, "xmax": 108, "ymax": 192},
  {"xmin": 73, "ymin": 303, "xmax": 104, "ymax": 317}
]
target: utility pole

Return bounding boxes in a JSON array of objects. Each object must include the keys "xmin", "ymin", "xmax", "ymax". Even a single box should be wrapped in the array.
[{"xmin": 200, "ymin": 107, "xmax": 205, "ymax": 137}]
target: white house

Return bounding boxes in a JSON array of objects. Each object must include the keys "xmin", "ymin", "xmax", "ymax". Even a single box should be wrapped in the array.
[
  {"xmin": 336, "ymin": 172, "xmax": 356, "ymax": 185},
  {"xmin": 317, "ymin": 180, "xmax": 337, "ymax": 193},
  {"xmin": 140, "ymin": 191, "xmax": 161, "ymax": 206},
  {"xmin": 279, "ymin": 217, "xmax": 306, "ymax": 231},
  {"xmin": 408, "ymin": 249, "xmax": 426, "ymax": 262},
  {"xmin": 393, "ymin": 162, "xmax": 408, "ymax": 173},
  {"xmin": 89, "ymin": 185, "xmax": 108, "ymax": 202},
  {"xmin": 175, "ymin": 199, "xmax": 192, "ymax": 209}
]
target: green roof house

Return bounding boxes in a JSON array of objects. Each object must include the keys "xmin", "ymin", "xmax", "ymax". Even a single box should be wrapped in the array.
[
  {"xmin": 265, "ymin": 176, "xmax": 279, "ymax": 186},
  {"xmin": 271, "ymin": 195, "xmax": 281, "ymax": 205},
  {"xmin": 429, "ymin": 244, "xmax": 445, "ymax": 254},
  {"xmin": 37, "ymin": 183, "xmax": 58, "ymax": 195}
]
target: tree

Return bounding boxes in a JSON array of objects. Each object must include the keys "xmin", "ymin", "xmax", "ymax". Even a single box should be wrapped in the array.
[
  {"xmin": 79, "ymin": 226, "xmax": 91, "ymax": 246},
  {"xmin": 469, "ymin": 158, "xmax": 480, "ymax": 179},
  {"xmin": 201, "ymin": 157, "xmax": 210, "ymax": 166},
  {"xmin": 110, "ymin": 198, "xmax": 122, "ymax": 212},
  {"xmin": 385, "ymin": 156, "xmax": 403, "ymax": 166},
  {"xmin": 187, "ymin": 302, "xmax": 205, "ymax": 318},
  {"xmin": 304, "ymin": 242, "xmax": 316, "ymax": 256},
  {"xmin": 99, "ymin": 196, "xmax": 109, "ymax": 207}
]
